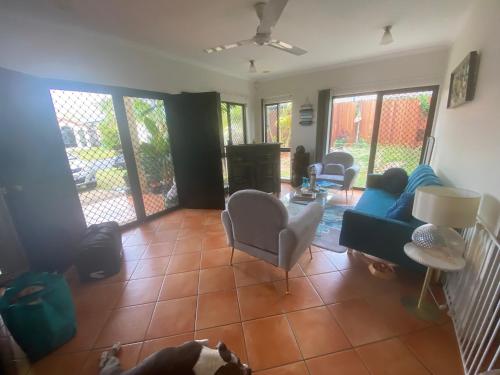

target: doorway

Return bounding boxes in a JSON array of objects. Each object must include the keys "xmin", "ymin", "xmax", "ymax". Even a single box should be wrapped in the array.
[
  {"xmin": 328, "ymin": 86, "xmax": 438, "ymax": 188},
  {"xmin": 264, "ymin": 101, "xmax": 292, "ymax": 181},
  {"xmin": 50, "ymin": 89, "xmax": 179, "ymax": 226}
]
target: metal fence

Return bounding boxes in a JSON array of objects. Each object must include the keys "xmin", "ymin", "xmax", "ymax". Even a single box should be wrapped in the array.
[{"xmin": 444, "ymin": 219, "xmax": 500, "ymax": 374}]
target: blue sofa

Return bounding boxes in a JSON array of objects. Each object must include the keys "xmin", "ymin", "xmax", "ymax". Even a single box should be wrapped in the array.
[{"xmin": 339, "ymin": 165, "xmax": 442, "ymax": 271}]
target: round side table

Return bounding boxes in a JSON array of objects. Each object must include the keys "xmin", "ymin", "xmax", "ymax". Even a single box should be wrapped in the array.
[{"xmin": 401, "ymin": 242, "xmax": 466, "ymax": 321}]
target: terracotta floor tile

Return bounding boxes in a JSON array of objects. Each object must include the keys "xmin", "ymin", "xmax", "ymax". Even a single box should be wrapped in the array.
[
  {"xmin": 340, "ymin": 267, "xmax": 400, "ymax": 296},
  {"xmin": 124, "ymin": 231, "xmax": 152, "ymax": 246},
  {"xmin": 195, "ymin": 323, "xmax": 248, "ymax": 363},
  {"xmin": 94, "ymin": 303, "xmax": 155, "ymax": 348},
  {"xmin": 273, "ymin": 277, "xmax": 323, "ymax": 312},
  {"xmin": 116, "ymin": 276, "xmax": 164, "ymax": 307},
  {"xmin": 287, "ymin": 306, "xmax": 350, "ymax": 359},
  {"xmin": 131, "ymin": 257, "xmax": 170, "ymax": 279},
  {"xmin": 204, "ymin": 223, "xmax": 225, "ymax": 234},
  {"xmin": 233, "ymin": 260, "xmax": 294, "ymax": 287},
  {"xmin": 146, "ymin": 297, "xmax": 197, "ymax": 339},
  {"xmin": 141, "ymin": 242, "xmax": 175, "ymax": 258},
  {"xmin": 322, "ymin": 250, "xmax": 367, "ymax": 271},
  {"xmin": 328, "ymin": 299, "xmax": 393, "ymax": 346},
  {"xmin": 243, "ymin": 315, "xmax": 301, "ymax": 371},
  {"xmin": 356, "ymin": 338, "xmax": 430, "ymax": 375},
  {"xmin": 203, "ymin": 215, "xmax": 222, "ymax": 226},
  {"xmin": 232, "ymin": 249, "xmax": 258, "ymax": 263},
  {"xmin": 156, "ymin": 219, "xmax": 182, "ymax": 231},
  {"xmin": 202, "ymin": 233, "xmax": 228, "ymax": 251},
  {"xmin": 159, "ymin": 270, "xmax": 199, "ymax": 300},
  {"xmin": 201, "ymin": 247, "xmax": 232, "ymax": 269},
  {"xmin": 177, "ymin": 228, "xmax": 205, "ymax": 239},
  {"xmin": 196, "ymin": 290, "xmax": 241, "ymax": 330},
  {"xmin": 28, "ymin": 351, "xmax": 89, "ymax": 375},
  {"xmin": 182, "ymin": 216, "xmax": 205, "ymax": 229},
  {"xmin": 365, "ymin": 291, "xmax": 432, "ymax": 336},
  {"xmin": 148, "ymin": 229, "xmax": 179, "ymax": 244},
  {"xmin": 80, "ymin": 342, "xmax": 142, "ymax": 375},
  {"xmin": 166, "ymin": 253, "xmax": 201, "ymax": 274},
  {"xmin": 309, "ymin": 271, "xmax": 361, "ymax": 304},
  {"xmin": 73, "ymin": 282, "xmax": 126, "ymax": 316},
  {"xmin": 254, "ymin": 361, "xmax": 309, "ymax": 375},
  {"xmin": 99, "ymin": 260, "xmax": 138, "ymax": 284},
  {"xmin": 198, "ymin": 266, "xmax": 235, "ymax": 294},
  {"xmin": 139, "ymin": 333, "xmax": 194, "ymax": 361},
  {"xmin": 56, "ymin": 309, "xmax": 112, "ymax": 354},
  {"xmin": 122, "ymin": 244, "xmax": 147, "ymax": 261},
  {"xmin": 306, "ymin": 350, "xmax": 369, "ymax": 375},
  {"xmin": 401, "ymin": 324, "xmax": 463, "ymax": 375},
  {"xmin": 238, "ymin": 282, "xmax": 284, "ymax": 321},
  {"xmin": 298, "ymin": 251, "xmax": 337, "ymax": 275},
  {"xmin": 174, "ymin": 237, "xmax": 202, "ymax": 254}
]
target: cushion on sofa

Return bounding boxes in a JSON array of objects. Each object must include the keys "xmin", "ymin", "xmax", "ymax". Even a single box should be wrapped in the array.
[
  {"xmin": 354, "ymin": 188, "xmax": 398, "ymax": 218},
  {"xmin": 404, "ymin": 165, "xmax": 442, "ymax": 193},
  {"xmin": 324, "ymin": 163, "xmax": 345, "ymax": 175},
  {"xmin": 382, "ymin": 168, "xmax": 408, "ymax": 195},
  {"xmin": 386, "ymin": 192, "xmax": 415, "ymax": 221}
]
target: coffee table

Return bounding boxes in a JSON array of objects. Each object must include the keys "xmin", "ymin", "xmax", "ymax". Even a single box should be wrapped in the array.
[{"xmin": 281, "ymin": 188, "xmax": 348, "ymax": 253}]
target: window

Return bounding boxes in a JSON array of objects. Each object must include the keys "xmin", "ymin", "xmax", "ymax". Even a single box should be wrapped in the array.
[
  {"xmin": 264, "ymin": 101, "xmax": 292, "ymax": 180},
  {"xmin": 327, "ymin": 87, "xmax": 438, "ymax": 188},
  {"xmin": 221, "ymin": 102, "xmax": 247, "ymax": 146}
]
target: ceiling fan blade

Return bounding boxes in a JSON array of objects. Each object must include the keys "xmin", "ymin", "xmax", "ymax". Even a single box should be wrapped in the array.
[
  {"xmin": 268, "ymin": 40, "xmax": 307, "ymax": 56},
  {"xmin": 257, "ymin": 0, "xmax": 288, "ymax": 34},
  {"xmin": 204, "ymin": 39, "xmax": 254, "ymax": 53}
]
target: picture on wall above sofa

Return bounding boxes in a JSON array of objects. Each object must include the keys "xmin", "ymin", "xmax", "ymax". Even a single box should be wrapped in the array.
[{"xmin": 447, "ymin": 50, "xmax": 479, "ymax": 108}]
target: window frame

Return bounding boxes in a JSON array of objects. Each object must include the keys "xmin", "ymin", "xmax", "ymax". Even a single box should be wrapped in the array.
[{"xmin": 221, "ymin": 101, "xmax": 247, "ymax": 146}]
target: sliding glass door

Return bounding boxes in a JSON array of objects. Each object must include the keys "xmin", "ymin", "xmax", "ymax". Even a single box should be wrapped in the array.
[
  {"xmin": 328, "ymin": 86, "xmax": 438, "ymax": 188},
  {"xmin": 50, "ymin": 89, "xmax": 179, "ymax": 226}
]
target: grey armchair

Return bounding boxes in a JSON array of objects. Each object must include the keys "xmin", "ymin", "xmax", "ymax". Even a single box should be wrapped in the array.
[
  {"xmin": 311, "ymin": 151, "xmax": 360, "ymax": 201},
  {"xmin": 221, "ymin": 190, "xmax": 324, "ymax": 293}
]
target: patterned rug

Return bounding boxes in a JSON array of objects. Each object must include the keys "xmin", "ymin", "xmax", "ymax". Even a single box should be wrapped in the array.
[{"xmin": 286, "ymin": 202, "xmax": 353, "ymax": 253}]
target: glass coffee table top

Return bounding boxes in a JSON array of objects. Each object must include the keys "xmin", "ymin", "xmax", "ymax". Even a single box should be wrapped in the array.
[{"xmin": 281, "ymin": 188, "xmax": 336, "ymax": 207}]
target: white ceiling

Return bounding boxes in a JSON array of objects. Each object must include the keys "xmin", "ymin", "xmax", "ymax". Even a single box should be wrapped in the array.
[{"xmin": 1, "ymin": 0, "xmax": 473, "ymax": 79}]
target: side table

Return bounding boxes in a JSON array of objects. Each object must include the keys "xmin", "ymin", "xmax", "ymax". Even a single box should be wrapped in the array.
[{"xmin": 401, "ymin": 242, "xmax": 466, "ymax": 321}]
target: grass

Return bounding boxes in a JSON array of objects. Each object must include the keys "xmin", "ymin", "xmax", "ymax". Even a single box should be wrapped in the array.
[
  {"xmin": 70, "ymin": 147, "xmax": 117, "ymax": 161},
  {"xmin": 96, "ymin": 168, "xmax": 127, "ymax": 190},
  {"xmin": 338, "ymin": 142, "xmax": 422, "ymax": 188}
]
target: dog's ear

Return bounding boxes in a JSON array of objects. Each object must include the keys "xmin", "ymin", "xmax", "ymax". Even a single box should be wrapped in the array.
[{"xmin": 216, "ymin": 342, "xmax": 232, "ymax": 362}]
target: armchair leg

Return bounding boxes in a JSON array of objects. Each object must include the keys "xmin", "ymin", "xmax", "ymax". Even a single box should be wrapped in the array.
[
  {"xmin": 345, "ymin": 189, "xmax": 348, "ymax": 204},
  {"xmin": 309, "ymin": 245, "xmax": 313, "ymax": 259},
  {"xmin": 230, "ymin": 247, "xmax": 234, "ymax": 265},
  {"xmin": 285, "ymin": 271, "xmax": 290, "ymax": 294}
]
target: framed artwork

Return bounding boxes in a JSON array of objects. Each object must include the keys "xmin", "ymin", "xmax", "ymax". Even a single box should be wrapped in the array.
[{"xmin": 447, "ymin": 51, "xmax": 479, "ymax": 108}]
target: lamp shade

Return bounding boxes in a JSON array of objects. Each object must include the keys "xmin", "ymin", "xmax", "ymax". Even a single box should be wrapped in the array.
[{"xmin": 412, "ymin": 186, "xmax": 480, "ymax": 228}]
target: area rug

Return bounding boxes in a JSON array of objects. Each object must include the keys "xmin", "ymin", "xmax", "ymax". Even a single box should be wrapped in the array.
[{"xmin": 286, "ymin": 202, "xmax": 353, "ymax": 253}]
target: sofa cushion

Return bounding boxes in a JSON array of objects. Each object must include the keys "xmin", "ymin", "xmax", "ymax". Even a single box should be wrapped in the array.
[
  {"xmin": 386, "ymin": 192, "xmax": 415, "ymax": 221},
  {"xmin": 317, "ymin": 174, "xmax": 344, "ymax": 184},
  {"xmin": 324, "ymin": 163, "xmax": 345, "ymax": 175},
  {"xmin": 382, "ymin": 168, "xmax": 408, "ymax": 195},
  {"xmin": 354, "ymin": 188, "xmax": 398, "ymax": 218},
  {"xmin": 405, "ymin": 165, "xmax": 442, "ymax": 193}
]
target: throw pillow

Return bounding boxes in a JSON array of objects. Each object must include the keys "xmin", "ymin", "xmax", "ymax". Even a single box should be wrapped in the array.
[
  {"xmin": 386, "ymin": 192, "xmax": 415, "ymax": 221},
  {"xmin": 324, "ymin": 163, "xmax": 345, "ymax": 175},
  {"xmin": 382, "ymin": 168, "xmax": 408, "ymax": 195}
]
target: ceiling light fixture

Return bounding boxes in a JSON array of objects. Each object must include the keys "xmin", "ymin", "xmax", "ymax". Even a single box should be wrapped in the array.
[
  {"xmin": 249, "ymin": 60, "xmax": 257, "ymax": 73},
  {"xmin": 380, "ymin": 25, "xmax": 394, "ymax": 45}
]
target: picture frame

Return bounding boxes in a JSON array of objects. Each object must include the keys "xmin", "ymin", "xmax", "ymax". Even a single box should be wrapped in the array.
[{"xmin": 447, "ymin": 51, "xmax": 479, "ymax": 108}]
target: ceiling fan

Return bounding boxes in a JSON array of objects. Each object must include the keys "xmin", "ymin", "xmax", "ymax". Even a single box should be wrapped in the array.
[{"xmin": 204, "ymin": 0, "xmax": 306, "ymax": 56}]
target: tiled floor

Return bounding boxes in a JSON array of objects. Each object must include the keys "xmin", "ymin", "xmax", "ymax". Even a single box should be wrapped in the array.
[{"xmin": 2, "ymin": 189, "xmax": 463, "ymax": 375}]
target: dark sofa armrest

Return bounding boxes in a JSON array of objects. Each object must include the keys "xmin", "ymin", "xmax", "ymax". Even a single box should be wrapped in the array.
[
  {"xmin": 366, "ymin": 174, "xmax": 384, "ymax": 189},
  {"xmin": 339, "ymin": 209, "xmax": 425, "ymax": 272},
  {"xmin": 344, "ymin": 165, "xmax": 360, "ymax": 190}
]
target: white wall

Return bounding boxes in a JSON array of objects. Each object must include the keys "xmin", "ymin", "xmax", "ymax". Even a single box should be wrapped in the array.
[
  {"xmin": 0, "ymin": 11, "xmax": 254, "ymax": 135},
  {"xmin": 431, "ymin": 0, "xmax": 500, "ymax": 233},
  {"xmin": 254, "ymin": 48, "xmax": 449, "ymax": 158}
]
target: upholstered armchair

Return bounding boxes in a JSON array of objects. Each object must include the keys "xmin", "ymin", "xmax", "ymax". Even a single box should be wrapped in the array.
[
  {"xmin": 311, "ymin": 151, "xmax": 360, "ymax": 201},
  {"xmin": 221, "ymin": 190, "xmax": 323, "ymax": 293}
]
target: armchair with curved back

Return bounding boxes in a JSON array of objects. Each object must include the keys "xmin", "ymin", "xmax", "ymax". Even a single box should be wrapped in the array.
[
  {"xmin": 221, "ymin": 190, "xmax": 324, "ymax": 293},
  {"xmin": 311, "ymin": 151, "xmax": 360, "ymax": 202}
]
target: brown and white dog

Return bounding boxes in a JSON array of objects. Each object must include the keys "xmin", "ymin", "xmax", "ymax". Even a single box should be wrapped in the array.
[{"xmin": 99, "ymin": 340, "xmax": 251, "ymax": 375}]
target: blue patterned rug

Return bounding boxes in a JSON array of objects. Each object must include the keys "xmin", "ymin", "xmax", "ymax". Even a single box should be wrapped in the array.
[{"xmin": 286, "ymin": 202, "xmax": 352, "ymax": 253}]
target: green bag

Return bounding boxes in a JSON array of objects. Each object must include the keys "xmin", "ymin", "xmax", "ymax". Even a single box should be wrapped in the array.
[{"xmin": 0, "ymin": 272, "xmax": 76, "ymax": 362}]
